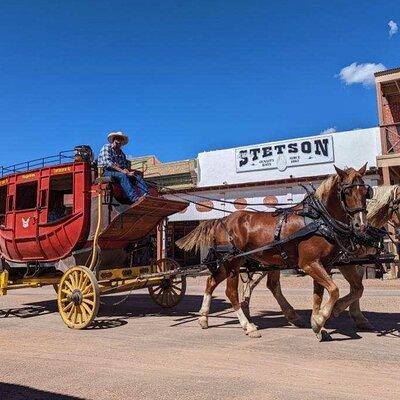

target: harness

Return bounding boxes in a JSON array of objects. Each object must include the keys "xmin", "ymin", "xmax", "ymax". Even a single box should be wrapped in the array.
[{"xmin": 202, "ymin": 190, "xmax": 383, "ymax": 276}]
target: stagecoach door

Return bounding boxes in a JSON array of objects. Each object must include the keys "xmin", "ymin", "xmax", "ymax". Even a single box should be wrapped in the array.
[{"xmin": 12, "ymin": 179, "xmax": 43, "ymax": 259}]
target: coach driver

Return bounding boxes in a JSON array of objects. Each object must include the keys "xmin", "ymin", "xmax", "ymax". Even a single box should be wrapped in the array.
[{"xmin": 97, "ymin": 131, "xmax": 149, "ymax": 203}]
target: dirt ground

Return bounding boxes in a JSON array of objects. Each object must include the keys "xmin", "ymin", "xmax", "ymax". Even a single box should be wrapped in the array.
[{"xmin": 0, "ymin": 275, "xmax": 399, "ymax": 400}]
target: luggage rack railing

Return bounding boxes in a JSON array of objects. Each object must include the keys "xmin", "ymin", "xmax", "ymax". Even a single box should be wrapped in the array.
[{"xmin": 0, "ymin": 150, "xmax": 75, "ymax": 177}]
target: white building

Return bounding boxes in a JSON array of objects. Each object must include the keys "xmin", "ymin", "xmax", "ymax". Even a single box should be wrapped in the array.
[{"xmin": 169, "ymin": 127, "xmax": 381, "ymax": 225}]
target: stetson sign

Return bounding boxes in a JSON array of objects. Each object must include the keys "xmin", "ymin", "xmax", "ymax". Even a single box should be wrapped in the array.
[{"xmin": 235, "ymin": 135, "xmax": 334, "ymax": 172}]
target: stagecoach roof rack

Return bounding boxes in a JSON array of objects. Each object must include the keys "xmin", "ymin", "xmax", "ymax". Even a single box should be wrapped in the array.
[{"xmin": 0, "ymin": 149, "xmax": 75, "ymax": 177}]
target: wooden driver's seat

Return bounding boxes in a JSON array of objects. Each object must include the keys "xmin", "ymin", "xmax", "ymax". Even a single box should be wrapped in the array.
[{"xmin": 95, "ymin": 172, "xmax": 157, "ymax": 205}]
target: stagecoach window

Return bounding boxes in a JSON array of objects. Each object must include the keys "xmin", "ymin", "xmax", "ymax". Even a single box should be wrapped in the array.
[
  {"xmin": 0, "ymin": 186, "xmax": 6, "ymax": 224},
  {"xmin": 16, "ymin": 182, "xmax": 38, "ymax": 210},
  {"xmin": 48, "ymin": 174, "xmax": 73, "ymax": 222}
]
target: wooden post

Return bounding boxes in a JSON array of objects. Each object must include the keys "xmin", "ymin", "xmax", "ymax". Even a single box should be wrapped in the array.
[{"xmin": 156, "ymin": 218, "xmax": 166, "ymax": 260}]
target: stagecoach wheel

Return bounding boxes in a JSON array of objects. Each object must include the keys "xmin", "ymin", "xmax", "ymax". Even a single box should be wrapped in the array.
[
  {"xmin": 148, "ymin": 258, "xmax": 186, "ymax": 308},
  {"xmin": 57, "ymin": 266, "xmax": 100, "ymax": 329}
]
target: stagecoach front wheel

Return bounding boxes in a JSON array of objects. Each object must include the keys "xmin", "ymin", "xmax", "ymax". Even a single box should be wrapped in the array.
[
  {"xmin": 57, "ymin": 266, "xmax": 100, "ymax": 329},
  {"xmin": 148, "ymin": 258, "xmax": 186, "ymax": 308}
]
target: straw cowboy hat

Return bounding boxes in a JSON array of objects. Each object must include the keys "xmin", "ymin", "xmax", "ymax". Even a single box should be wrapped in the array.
[{"xmin": 107, "ymin": 131, "xmax": 129, "ymax": 145}]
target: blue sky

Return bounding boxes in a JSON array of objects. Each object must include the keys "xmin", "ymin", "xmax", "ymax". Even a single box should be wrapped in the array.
[{"xmin": 0, "ymin": 1, "xmax": 399, "ymax": 167}]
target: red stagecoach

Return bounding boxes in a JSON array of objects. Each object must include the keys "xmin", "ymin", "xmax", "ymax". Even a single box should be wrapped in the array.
[{"xmin": 0, "ymin": 146, "xmax": 189, "ymax": 329}]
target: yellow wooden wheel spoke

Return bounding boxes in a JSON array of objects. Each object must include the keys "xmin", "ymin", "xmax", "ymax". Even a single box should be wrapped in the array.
[
  {"xmin": 77, "ymin": 271, "xmax": 83, "ymax": 289},
  {"xmin": 69, "ymin": 272, "xmax": 77, "ymax": 288},
  {"xmin": 72, "ymin": 271, "xmax": 79, "ymax": 288},
  {"xmin": 152, "ymin": 286, "xmax": 163, "ymax": 294},
  {"xmin": 166, "ymin": 290, "xmax": 173, "ymax": 306},
  {"xmin": 64, "ymin": 280, "xmax": 74, "ymax": 292},
  {"xmin": 67, "ymin": 305, "xmax": 74, "ymax": 320},
  {"xmin": 82, "ymin": 284, "xmax": 93, "ymax": 295},
  {"xmin": 148, "ymin": 259, "xmax": 186, "ymax": 309},
  {"xmin": 83, "ymin": 298, "xmax": 95, "ymax": 307},
  {"xmin": 62, "ymin": 302, "xmax": 73, "ymax": 313},
  {"xmin": 81, "ymin": 301, "xmax": 92, "ymax": 316},
  {"xmin": 80, "ymin": 305, "xmax": 87, "ymax": 321},
  {"xmin": 58, "ymin": 266, "xmax": 100, "ymax": 330},
  {"xmin": 80, "ymin": 276, "xmax": 89, "ymax": 290},
  {"xmin": 61, "ymin": 288, "xmax": 71, "ymax": 296}
]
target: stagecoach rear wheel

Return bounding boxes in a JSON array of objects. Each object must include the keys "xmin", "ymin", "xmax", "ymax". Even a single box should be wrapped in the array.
[
  {"xmin": 57, "ymin": 266, "xmax": 100, "ymax": 329},
  {"xmin": 148, "ymin": 258, "xmax": 186, "ymax": 308}
]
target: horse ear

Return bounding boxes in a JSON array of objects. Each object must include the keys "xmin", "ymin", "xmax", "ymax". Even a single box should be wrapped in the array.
[
  {"xmin": 358, "ymin": 162, "xmax": 368, "ymax": 176},
  {"xmin": 334, "ymin": 165, "xmax": 347, "ymax": 181}
]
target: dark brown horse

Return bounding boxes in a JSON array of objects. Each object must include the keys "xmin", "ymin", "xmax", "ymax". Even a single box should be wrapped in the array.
[{"xmin": 176, "ymin": 165, "xmax": 370, "ymax": 341}]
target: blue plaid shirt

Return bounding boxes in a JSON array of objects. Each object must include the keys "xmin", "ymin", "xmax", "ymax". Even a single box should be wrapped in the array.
[{"xmin": 98, "ymin": 143, "xmax": 129, "ymax": 169}]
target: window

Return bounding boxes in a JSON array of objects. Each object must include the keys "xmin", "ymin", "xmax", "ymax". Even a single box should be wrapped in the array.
[
  {"xmin": 16, "ymin": 181, "xmax": 38, "ymax": 210},
  {"xmin": 0, "ymin": 186, "xmax": 6, "ymax": 224},
  {"xmin": 48, "ymin": 174, "xmax": 73, "ymax": 222}
]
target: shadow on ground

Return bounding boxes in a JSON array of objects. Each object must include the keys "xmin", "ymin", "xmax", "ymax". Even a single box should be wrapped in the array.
[
  {"xmin": 1, "ymin": 293, "xmax": 399, "ymax": 339},
  {"xmin": 0, "ymin": 383, "xmax": 83, "ymax": 400}
]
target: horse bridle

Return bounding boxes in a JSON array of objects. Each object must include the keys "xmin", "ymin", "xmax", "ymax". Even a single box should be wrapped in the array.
[{"xmin": 338, "ymin": 182, "xmax": 373, "ymax": 216}]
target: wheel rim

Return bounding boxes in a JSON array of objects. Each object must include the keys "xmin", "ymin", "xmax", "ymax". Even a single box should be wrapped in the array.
[
  {"xmin": 148, "ymin": 258, "xmax": 186, "ymax": 308},
  {"xmin": 57, "ymin": 266, "xmax": 99, "ymax": 329}
]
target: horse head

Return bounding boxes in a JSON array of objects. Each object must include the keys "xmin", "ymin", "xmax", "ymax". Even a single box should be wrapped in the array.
[
  {"xmin": 317, "ymin": 163, "xmax": 371, "ymax": 232},
  {"xmin": 333, "ymin": 163, "xmax": 372, "ymax": 233}
]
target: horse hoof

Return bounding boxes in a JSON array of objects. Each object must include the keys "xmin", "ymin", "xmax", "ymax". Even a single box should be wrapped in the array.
[
  {"xmin": 245, "ymin": 323, "xmax": 261, "ymax": 338},
  {"xmin": 247, "ymin": 329, "xmax": 262, "ymax": 338},
  {"xmin": 198, "ymin": 317, "xmax": 209, "ymax": 329},
  {"xmin": 317, "ymin": 330, "xmax": 332, "ymax": 342}
]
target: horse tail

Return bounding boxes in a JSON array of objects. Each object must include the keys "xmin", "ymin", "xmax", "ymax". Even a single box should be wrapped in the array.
[{"xmin": 175, "ymin": 219, "xmax": 221, "ymax": 252}]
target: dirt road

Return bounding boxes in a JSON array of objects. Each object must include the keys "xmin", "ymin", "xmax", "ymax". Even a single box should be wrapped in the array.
[{"xmin": 1, "ymin": 276, "xmax": 399, "ymax": 400}]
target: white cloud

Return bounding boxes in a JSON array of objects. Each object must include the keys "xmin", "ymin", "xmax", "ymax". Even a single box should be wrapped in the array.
[
  {"xmin": 389, "ymin": 20, "xmax": 398, "ymax": 37},
  {"xmin": 338, "ymin": 62, "xmax": 386, "ymax": 86},
  {"xmin": 320, "ymin": 127, "xmax": 337, "ymax": 135}
]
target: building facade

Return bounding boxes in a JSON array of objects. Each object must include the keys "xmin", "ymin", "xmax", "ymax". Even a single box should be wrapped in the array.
[{"xmin": 154, "ymin": 128, "xmax": 381, "ymax": 267}]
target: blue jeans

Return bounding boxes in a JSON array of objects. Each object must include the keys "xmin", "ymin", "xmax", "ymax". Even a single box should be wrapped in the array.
[{"xmin": 103, "ymin": 170, "xmax": 149, "ymax": 203}]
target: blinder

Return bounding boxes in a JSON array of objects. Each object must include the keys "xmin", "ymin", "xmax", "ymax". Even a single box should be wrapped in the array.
[{"xmin": 339, "ymin": 182, "xmax": 372, "ymax": 215}]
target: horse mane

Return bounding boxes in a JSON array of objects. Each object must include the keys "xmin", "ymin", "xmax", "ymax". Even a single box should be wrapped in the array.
[
  {"xmin": 367, "ymin": 185, "xmax": 399, "ymax": 226},
  {"xmin": 315, "ymin": 174, "xmax": 339, "ymax": 201}
]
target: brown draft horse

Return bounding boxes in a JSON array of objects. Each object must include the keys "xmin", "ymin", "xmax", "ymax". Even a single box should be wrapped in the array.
[
  {"xmin": 239, "ymin": 184, "xmax": 400, "ymax": 332},
  {"xmin": 176, "ymin": 165, "xmax": 370, "ymax": 341}
]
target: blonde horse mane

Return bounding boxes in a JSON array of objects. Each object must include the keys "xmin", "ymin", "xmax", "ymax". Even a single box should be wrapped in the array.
[
  {"xmin": 315, "ymin": 174, "xmax": 339, "ymax": 201},
  {"xmin": 367, "ymin": 185, "xmax": 399, "ymax": 226}
]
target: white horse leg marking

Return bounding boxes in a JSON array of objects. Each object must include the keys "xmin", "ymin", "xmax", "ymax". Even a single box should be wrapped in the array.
[
  {"xmin": 198, "ymin": 293, "xmax": 212, "ymax": 329},
  {"xmin": 236, "ymin": 308, "xmax": 261, "ymax": 338},
  {"xmin": 199, "ymin": 293, "xmax": 212, "ymax": 316}
]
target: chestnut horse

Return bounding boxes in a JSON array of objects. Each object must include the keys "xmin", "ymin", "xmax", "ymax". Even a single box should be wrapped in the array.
[
  {"xmin": 239, "ymin": 184, "xmax": 400, "ymax": 331},
  {"xmin": 176, "ymin": 165, "xmax": 370, "ymax": 341}
]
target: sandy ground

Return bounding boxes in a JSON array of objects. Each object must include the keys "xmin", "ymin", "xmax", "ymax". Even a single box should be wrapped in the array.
[{"xmin": 0, "ymin": 275, "xmax": 399, "ymax": 400}]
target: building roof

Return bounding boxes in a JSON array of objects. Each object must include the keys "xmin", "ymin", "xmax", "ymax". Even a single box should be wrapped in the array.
[
  {"xmin": 374, "ymin": 67, "xmax": 400, "ymax": 77},
  {"xmin": 129, "ymin": 156, "xmax": 197, "ymax": 190}
]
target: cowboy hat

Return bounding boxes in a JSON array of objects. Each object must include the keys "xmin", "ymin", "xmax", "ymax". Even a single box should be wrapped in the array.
[{"xmin": 107, "ymin": 131, "xmax": 129, "ymax": 145}]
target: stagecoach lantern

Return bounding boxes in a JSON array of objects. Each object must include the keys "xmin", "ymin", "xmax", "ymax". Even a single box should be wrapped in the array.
[{"xmin": 74, "ymin": 145, "xmax": 94, "ymax": 163}]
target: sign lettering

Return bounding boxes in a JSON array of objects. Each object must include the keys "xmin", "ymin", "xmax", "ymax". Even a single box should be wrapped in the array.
[{"xmin": 236, "ymin": 136, "xmax": 334, "ymax": 172}]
